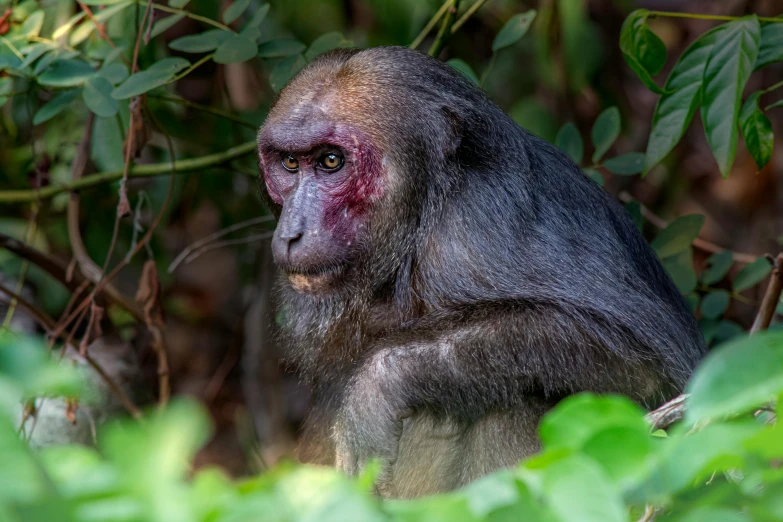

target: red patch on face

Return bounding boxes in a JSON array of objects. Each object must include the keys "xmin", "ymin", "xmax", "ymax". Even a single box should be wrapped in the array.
[{"xmin": 321, "ymin": 128, "xmax": 384, "ymax": 241}]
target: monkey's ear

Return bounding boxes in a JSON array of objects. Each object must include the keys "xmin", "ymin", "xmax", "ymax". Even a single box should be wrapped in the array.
[{"xmin": 440, "ymin": 106, "xmax": 464, "ymax": 157}]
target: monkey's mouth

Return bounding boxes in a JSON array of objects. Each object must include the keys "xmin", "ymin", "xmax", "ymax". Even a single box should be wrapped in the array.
[{"xmin": 283, "ymin": 264, "xmax": 345, "ymax": 294}]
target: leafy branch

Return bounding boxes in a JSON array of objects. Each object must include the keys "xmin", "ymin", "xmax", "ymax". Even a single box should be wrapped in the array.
[{"xmin": 0, "ymin": 141, "xmax": 257, "ymax": 204}]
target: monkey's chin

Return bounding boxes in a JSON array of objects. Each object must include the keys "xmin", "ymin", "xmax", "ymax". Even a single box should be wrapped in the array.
[{"xmin": 285, "ymin": 267, "xmax": 343, "ymax": 294}]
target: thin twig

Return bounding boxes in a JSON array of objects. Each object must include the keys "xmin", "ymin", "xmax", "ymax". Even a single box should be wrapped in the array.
[
  {"xmin": 169, "ymin": 216, "xmax": 275, "ymax": 273},
  {"xmin": 617, "ymin": 192, "xmax": 758, "ymax": 264},
  {"xmin": 147, "ymin": 93, "xmax": 258, "ymax": 129},
  {"xmin": 649, "ymin": 10, "xmax": 783, "ymax": 23},
  {"xmin": 0, "ymin": 141, "xmax": 257, "ymax": 203},
  {"xmin": 410, "ymin": 0, "xmax": 452, "ymax": 50},
  {"xmin": 135, "ymin": 0, "xmax": 233, "ymax": 32},
  {"xmin": 76, "ymin": 1, "xmax": 131, "ymax": 68},
  {"xmin": 451, "ymin": 0, "xmax": 491, "ymax": 33},
  {"xmin": 428, "ymin": 0, "xmax": 461, "ymax": 57},
  {"xmin": 0, "ymin": 282, "xmax": 143, "ymax": 419},
  {"xmin": 750, "ymin": 254, "xmax": 783, "ymax": 334},
  {"xmin": 181, "ymin": 232, "xmax": 274, "ymax": 267}
]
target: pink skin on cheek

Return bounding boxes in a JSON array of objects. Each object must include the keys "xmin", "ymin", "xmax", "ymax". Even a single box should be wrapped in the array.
[{"xmin": 322, "ymin": 135, "xmax": 384, "ymax": 245}]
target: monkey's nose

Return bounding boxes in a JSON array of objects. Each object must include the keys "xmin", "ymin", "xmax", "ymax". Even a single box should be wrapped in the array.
[{"xmin": 280, "ymin": 231, "xmax": 303, "ymax": 252}]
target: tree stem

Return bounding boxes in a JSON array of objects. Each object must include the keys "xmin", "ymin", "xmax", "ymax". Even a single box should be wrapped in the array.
[{"xmin": 0, "ymin": 141, "xmax": 257, "ymax": 204}]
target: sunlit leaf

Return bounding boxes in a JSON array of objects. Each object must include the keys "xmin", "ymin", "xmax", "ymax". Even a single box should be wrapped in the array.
[
  {"xmin": 651, "ymin": 214, "xmax": 704, "ymax": 259},
  {"xmin": 112, "ymin": 57, "xmax": 190, "ymax": 99},
  {"xmin": 305, "ymin": 31, "xmax": 353, "ymax": 61},
  {"xmin": 447, "ymin": 58, "xmax": 479, "ymax": 84},
  {"xmin": 702, "ymin": 251, "xmax": 734, "ymax": 285},
  {"xmin": 492, "ymin": 10, "xmax": 536, "ymax": 52},
  {"xmin": 591, "ymin": 106, "xmax": 620, "ymax": 163},
  {"xmin": 701, "ymin": 290, "xmax": 730, "ymax": 320},
  {"xmin": 20, "ymin": 10, "xmax": 44, "ymax": 37},
  {"xmin": 258, "ymin": 39, "xmax": 306, "ymax": 58},
  {"xmin": 269, "ymin": 54, "xmax": 305, "ymax": 92},
  {"xmin": 53, "ymin": 12, "xmax": 87, "ymax": 40},
  {"xmin": 83, "ymin": 76, "xmax": 118, "ymax": 117},
  {"xmin": 169, "ymin": 29, "xmax": 233, "ymax": 53},
  {"xmin": 223, "ymin": 0, "xmax": 251, "ymax": 25},
  {"xmin": 643, "ymin": 25, "xmax": 725, "ymax": 174},
  {"xmin": 733, "ymin": 257, "xmax": 771, "ymax": 291},
  {"xmin": 542, "ymin": 456, "xmax": 626, "ymax": 522},
  {"xmin": 686, "ymin": 331, "xmax": 783, "ymax": 423},
  {"xmin": 555, "ymin": 122, "xmax": 583, "ymax": 164},
  {"xmin": 700, "ymin": 16, "xmax": 760, "ymax": 178},
  {"xmin": 38, "ymin": 59, "xmax": 95, "ymax": 87},
  {"xmin": 213, "ymin": 35, "xmax": 257, "ymax": 64},
  {"xmin": 619, "ymin": 9, "xmax": 666, "ymax": 94},
  {"xmin": 603, "ymin": 153, "xmax": 644, "ymax": 175},
  {"xmin": 739, "ymin": 92, "xmax": 773, "ymax": 170}
]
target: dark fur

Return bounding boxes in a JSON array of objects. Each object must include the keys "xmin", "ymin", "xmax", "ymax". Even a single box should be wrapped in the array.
[{"xmin": 258, "ymin": 46, "xmax": 705, "ymax": 497}]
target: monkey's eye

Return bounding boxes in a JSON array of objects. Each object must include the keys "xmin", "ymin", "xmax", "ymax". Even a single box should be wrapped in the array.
[
  {"xmin": 281, "ymin": 154, "xmax": 299, "ymax": 172},
  {"xmin": 318, "ymin": 152, "xmax": 344, "ymax": 172}
]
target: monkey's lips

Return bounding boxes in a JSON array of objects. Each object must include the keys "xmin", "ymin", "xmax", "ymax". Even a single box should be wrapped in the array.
[{"xmin": 283, "ymin": 265, "xmax": 344, "ymax": 294}]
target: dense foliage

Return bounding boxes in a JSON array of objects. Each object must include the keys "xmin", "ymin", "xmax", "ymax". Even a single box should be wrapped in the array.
[{"xmin": 1, "ymin": 0, "xmax": 783, "ymax": 520}]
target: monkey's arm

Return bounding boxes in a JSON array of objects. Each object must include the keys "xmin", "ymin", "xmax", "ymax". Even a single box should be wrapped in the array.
[{"xmin": 334, "ymin": 302, "xmax": 667, "ymax": 477}]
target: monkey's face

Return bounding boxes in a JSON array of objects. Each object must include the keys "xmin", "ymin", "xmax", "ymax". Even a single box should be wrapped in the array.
[{"xmin": 258, "ymin": 106, "xmax": 385, "ymax": 294}]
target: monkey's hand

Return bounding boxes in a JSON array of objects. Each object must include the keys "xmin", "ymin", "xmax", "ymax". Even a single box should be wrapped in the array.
[{"xmin": 333, "ymin": 349, "xmax": 410, "ymax": 491}]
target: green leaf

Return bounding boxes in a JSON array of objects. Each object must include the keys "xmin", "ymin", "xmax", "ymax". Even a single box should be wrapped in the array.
[
  {"xmin": 222, "ymin": 0, "xmax": 251, "ymax": 25},
  {"xmin": 0, "ymin": 77, "xmax": 11, "ymax": 107},
  {"xmin": 678, "ymin": 508, "xmax": 751, "ymax": 522},
  {"xmin": 169, "ymin": 29, "xmax": 233, "ymax": 53},
  {"xmin": 70, "ymin": 1, "xmax": 132, "ymax": 46},
  {"xmin": 149, "ymin": 13, "xmax": 185, "ymax": 39},
  {"xmin": 684, "ymin": 293, "xmax": 700, "ymax": 313},
  {"xmin": 98, "ymin": 62, "xmax": 129, "ymax": 85},
  {"xmin": 624, "ymin": 201, "xmax": 643, "ymax": 232},
  {"xmin": 170, "ymin": 0, "xmax": 190, "ymax": 7},
  {"xmin": 492, "ymin": 10, "xmax": 536, "ymax": 52},
  {"xmin": 755, "ymin": 22, "xmax": 783, "ymax": 70},
  {"xmin": 269, "ymin": 54, "xmax": 306, "ymax": 92},
  {"xmin": 651, "ymin": 214, "xmax": 704, "ymax": 259},
  {"xmin": 603, "ymin": 153, "xmax": 644, "ymax": 175},
  {"xmin": 663, "ymin": 249, "xmax": 697, "ymax": 294},
  {"xmin": 37, "ymin": 59, "xmax": 95, "ymax": 87},
  {"xmin": 581, "ymin": 426, "xmax": 656, "ymax": 490},
  {"xmin": 19, "ymin": 43, "xmax": 50, "ymax": 69},
  {"xmin": 21, "ymin": 10, "xmax": 44, "ymax": 37},
  {"xmin": 258, "ymin": 39, "xmax": 306, "ymax": 58},
  {"xmin": 555, "ymin": 122, "xmax": 583, "ymax": 164},
  {"xmin": 702, "ymin": 251, "xmax": 734, "ymax": 285},
  {"xmin": 583, "ymin": 168, "xmax": 604, "ymax": 186},
  {"xmin": 83, "ymin": 76, "xmax": 118, "ymax": 117},
  {"xmin": 247, "ymin": 4, "xmax": 270, "ymax": 29},
  {"xmin": 305, "ymin": 31, "xmax": 353, "ymax": 61},
  {"xmin": 112, "ymin": 57, "xmax": 190, "ymax": 99},
  {"xmin": 462, "ymin": 471, "xmax": 520, "ymax": 517},
  {"xmin": 715, "ymin": 320, "xmax": 744, "ymax": 344},
  {"xmin": 739, "ymin": 92, "xmax": 774, "ymax": 170},
  {"xmin": 446, "ymin": 58, "xmax": 479, "ymax": 84},
  {"xmin": 213, "ymin": 35, "xmax": 257, "ymax": 64},
  {"xmin": 643, "ymin": 25, "xmax": 726, "ymax": 174},
  {"xmin": 686, "ymin": 331, "xmax": 783, "ymax": 424},
  {"xmin": 53, "ymin": 12, "xmax": 86, "ymax": 40},
  {"xmin": 591, "ymin": 106, "xmax": 620, "ymax": 163},
  {"xmin": 733, "ymin": 257, "xmax": 771, "ymax": 291},
  {"xmin": 700, "ymin": 16, "xmax": 761, "ymax": 178},
  {"xmin": 619, "ymin": 9, "xmax": 667, "ymax": 94},
  {"xmin": 540, "ymin": 394, "xmax": 648, "ymax": 451},
  {"xmin": 541, "ymin": 456, "xmax": 626, "ymax": 522},
  {"xmin": 701, "ymin": 290, "xmax": 730, "ymax": 320}
]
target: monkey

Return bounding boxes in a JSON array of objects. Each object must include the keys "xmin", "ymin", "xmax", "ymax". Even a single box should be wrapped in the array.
[{"xmin": 256, "ymin": 46, "xmax": 705, "ymax": 498}]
